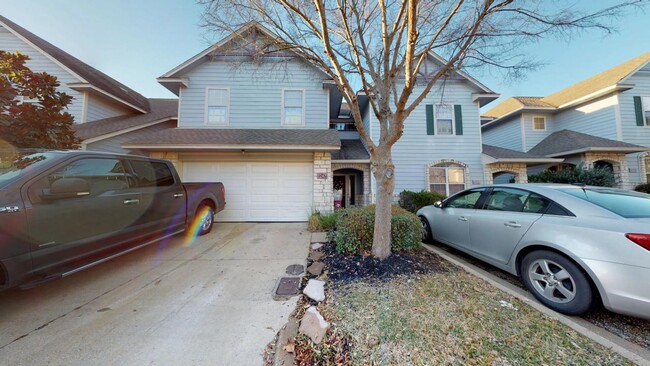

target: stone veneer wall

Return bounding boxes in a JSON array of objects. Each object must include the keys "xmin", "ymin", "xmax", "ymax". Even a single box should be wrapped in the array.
[
  {"xmin": 331, "ymin": 162, "xmax": 371, "ymax": 206},
  {"xmin": 484, "ymin": 163, "xmax": 528, "ymax": 185},
  {"xmin": 582, "ymin": 152, "xmax": 629, "ymax": 189},
  {"xmin": 313, "ymin": 152, "xmax": 334, "ymax": 213}
]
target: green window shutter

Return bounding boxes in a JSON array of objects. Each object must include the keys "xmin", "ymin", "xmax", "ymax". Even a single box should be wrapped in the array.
[
  {"xmin": 454, "ymin": 104, "xmax": 463, "ymax": 135},
  {"xmin": 426, "ymin": 104, "xmax": 435, "ymax": 135},
  {"xmin": 634, "ymin": 96, "xmax": 645, "ymax": 126}
]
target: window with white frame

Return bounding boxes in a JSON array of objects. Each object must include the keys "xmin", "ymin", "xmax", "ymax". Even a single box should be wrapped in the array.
[
  {"xmin": 283, "ymin": 89, "xmax": 304, "ymax": 125},
  {"xmin": 435, "ymin": 104, "xmax": 453, "ymax": 135},
  {"xmin": 429, "ymin": 163, "xmax": 465, "ymax": 196},
  {"xmin": 206, "ymin": 88, "xmax": 229, "ymax": 125},
  {"xmin": 532, "ymin": 116, "xmax": 546, "ymax": 130},
  {"xmin": 643, "ymin": 97, "xmax": 650, "ymax": 126}
]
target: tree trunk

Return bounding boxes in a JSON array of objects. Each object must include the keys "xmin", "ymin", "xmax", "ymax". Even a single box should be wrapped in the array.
[{"xmin": 371, "ymin": 145, "xmax": 395, "ymax": 260}]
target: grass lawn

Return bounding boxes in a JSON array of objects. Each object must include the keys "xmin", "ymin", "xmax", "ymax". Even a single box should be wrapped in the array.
[{"xmin": 297, "ymin": 248, "xmax": 631, "ymax": 365}]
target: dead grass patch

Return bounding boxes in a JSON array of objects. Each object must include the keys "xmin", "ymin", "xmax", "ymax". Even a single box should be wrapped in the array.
[{"xmin": 324, "ymin": 271, "xmax": 632, "ymax": 365}]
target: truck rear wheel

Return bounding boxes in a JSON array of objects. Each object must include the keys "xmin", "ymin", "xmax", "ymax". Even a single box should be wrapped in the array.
[{"xmin": 196, "ymin": 205, "xmax": 214, "ymax": 236}]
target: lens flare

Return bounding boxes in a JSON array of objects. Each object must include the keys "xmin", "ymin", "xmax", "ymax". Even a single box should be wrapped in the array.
[{"xmin": 184, "ymin": 206, "xmax": 212, "ymax": 247}]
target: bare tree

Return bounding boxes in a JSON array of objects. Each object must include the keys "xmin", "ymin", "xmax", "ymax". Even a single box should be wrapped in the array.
[{"xmin": 199, "ymin": 0, "xmax": 645, "ymax": 260}]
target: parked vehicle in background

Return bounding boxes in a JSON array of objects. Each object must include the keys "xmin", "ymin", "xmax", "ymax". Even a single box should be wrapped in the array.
[
  {"xmin": 0, "ymin": 150, "xmax": 225, "ymax": 290},
  {"xmin": 417, "ymin": 184, "xmax": 650, "ymax": 320}
]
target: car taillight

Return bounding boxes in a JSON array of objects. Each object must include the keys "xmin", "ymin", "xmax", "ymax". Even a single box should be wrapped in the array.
[{"xmin": 625, "ymin": 233, "xmax": 650, "ymax": 251}]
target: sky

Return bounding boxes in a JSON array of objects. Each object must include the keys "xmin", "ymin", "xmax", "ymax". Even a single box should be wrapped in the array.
[{"xmin": 1, "ymin": 0, "xmax": 649, "ymax": 110}]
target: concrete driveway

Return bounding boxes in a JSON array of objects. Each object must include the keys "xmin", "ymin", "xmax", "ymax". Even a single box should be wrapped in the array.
[{"xmin": 0, "ymin": 223, "xmax": 309, "ymax": 365}]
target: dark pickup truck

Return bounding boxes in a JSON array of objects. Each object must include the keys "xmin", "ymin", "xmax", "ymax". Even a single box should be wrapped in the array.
[{"xmin": 0, "ymin": 150, "xmax": 225, "ymax": 289}]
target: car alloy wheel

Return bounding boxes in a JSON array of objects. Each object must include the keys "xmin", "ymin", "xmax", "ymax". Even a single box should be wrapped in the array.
[
  {"xmin": 420, "ymin": 217, "xmax": 432, "ymax": 243},
  {"xmin": 521, "ymin": 250, "xmax": 594, "ymax": 315}
]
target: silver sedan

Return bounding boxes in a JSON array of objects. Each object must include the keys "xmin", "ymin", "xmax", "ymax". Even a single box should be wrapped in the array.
[{"xmin": 417, "ymin": 183, "xmax": 650, "ymax": 319}]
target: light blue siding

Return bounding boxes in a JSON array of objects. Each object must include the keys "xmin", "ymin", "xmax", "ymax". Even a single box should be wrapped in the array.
[
  {"xmin": 178, "ymin": 58, "xmax": 329, "ymax": 129},
  {"xmin": 86, "ymin": 121, "xmax": 177, "ymax": 154},
  {"xmin": 552, "ymin": 95, "xmax": 618, "ymax": 140},
  {"xmin": 0, "ymin": 25, "xmax": 85, "ymax": 123},
  {"xmin": 482, "ymin": 117, "xmax": 523, "ymax": 151},
  {"xmin": 85, "ymin": 94, "xmax": 132, "ymax": 122},
  {"xmin": 370, "ymin": 81, "xmax": 485, "ymax": 194},
  {"xmin": 522, "ymin": 113, "xmax": 554, "ymax": 151},
  {"xmin": 619, "ymin": 69, "xmax": 650, "ymax": 185}
]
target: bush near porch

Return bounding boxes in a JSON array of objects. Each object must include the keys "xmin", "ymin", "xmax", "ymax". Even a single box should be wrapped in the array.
[
  {"xmin": 330, "ymin": 205, "xmax": 421, "ymax": 254},
  {"xmin": 398, "ymin": 190, "xmax": 446, "ymax": 213},
  {"xmin": 634, "ymin": 183, "xmax": 650, "ymax": 194},
  {"xmin": 527, "ymin": 164, "xmax": 616, "ymax": 187}
]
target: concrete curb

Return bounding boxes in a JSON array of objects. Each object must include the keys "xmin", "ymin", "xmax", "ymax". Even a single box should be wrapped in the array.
[{"xmin": 422, "ymin": 243, "xmax": 650, "ymax": 366}]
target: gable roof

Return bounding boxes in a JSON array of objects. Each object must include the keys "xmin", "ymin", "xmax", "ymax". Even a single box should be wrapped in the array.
[
  {"xmin": 528, "ymin": 130, "xmax": 647, "ymax": 157},
  {"xmin": 74, "ymin": 99, "xmax": 177, "ymax": 141},
  {"xmin": 483, "ymin": 52, "xmax": 650, "ymax": 122},
  {"xmin": 0, "ymin": 15, "xmax": 150, "ymax": 113},
  {"xmin": 541, "ymin": 52, "xmax": 650, "ymax": 108},
  {"xmin": 158, "ymin": 22, "xmax": 332, "ymax": 94}
]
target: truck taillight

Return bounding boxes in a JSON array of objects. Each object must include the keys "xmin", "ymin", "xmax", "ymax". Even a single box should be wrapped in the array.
[
  {"xmin": 625, "ymin": 233, "xmax": 650, "ymax": 251},
  {"xmin": 221, "ymin": 186, "xmax": 226, "ymax": 201}
]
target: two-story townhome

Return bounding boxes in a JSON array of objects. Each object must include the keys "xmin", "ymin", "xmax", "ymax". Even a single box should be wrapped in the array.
[
  {"xmin": 0, "ymin": 15, "xmax": 177, "ymax": 152},
  {"xmin": 482, "ymin": 52, "xmax": 650, "ymax": 189}
]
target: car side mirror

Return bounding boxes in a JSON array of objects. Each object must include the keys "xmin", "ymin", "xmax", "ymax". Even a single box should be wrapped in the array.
[
  {"xmin": 433, "ymin": 201, "xmax": 443, "ymax": 208},
  {"xmin": 43, "ymin": 178, "xmax": 91, "ymax": 200}
]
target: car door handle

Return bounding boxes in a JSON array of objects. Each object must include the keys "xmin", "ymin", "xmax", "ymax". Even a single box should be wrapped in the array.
[
  {"xmin": 123, "ymin": 199, "xmax": 140, "ymax": 205},
  {"xmin": 458, "ymin": 216, "xmax": 468, "ymax": 222},
  {"xmin": 173, "ymin": 193, "xmax": 184, "ymax": 198},
  {"xmin": 504, "ymin": 221, "xmax": 521, "ymax": 228}
]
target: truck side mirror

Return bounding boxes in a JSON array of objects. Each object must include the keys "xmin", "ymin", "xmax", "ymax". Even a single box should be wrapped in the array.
[{"xmin": 43, "ymin": 178, "xmax": 91, "ymax": 199}]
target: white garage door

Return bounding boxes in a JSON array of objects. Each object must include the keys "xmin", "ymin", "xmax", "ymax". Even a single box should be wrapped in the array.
[{"xmin": 183, "ymin": 162, "xmax": 313, "ymax": 222}]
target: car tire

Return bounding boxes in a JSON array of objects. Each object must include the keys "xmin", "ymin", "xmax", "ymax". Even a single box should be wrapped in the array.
[
  {"xmin": 196, "ymin": 204, "xmax": 214, "ymax": 236},
  {"xmin": 521, "ymin": 250, "xmax": 594, "ymax": 315},
  {"xmin": 420, "ymin": 216, "xmax": 433, "ymax": 243}
]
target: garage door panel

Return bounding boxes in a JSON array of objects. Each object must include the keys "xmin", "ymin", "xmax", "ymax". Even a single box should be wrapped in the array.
[{"xmin": 183, "ymin": 161, "xmax": 312, "ymax": 222}]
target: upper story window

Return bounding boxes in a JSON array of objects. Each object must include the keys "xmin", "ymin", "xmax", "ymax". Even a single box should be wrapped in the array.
[
  {"xmin": 206, "ymin": 88, "xmax": 229, "ymax": 125},
  {"xmin": 283, "ymin": 89, "xmax": 305, "ymax": 126},
  {"xmin": 435, "ymin": 104, "xmax": 453, "ymax": 135},
  {"xmin": 532, "ymin": 116, "xmax": 546, "ymax": 131}
]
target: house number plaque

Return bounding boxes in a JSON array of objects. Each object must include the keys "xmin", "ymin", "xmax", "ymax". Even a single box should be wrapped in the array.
[{"xmin": 317, "ymin": 173, "xmax": 328, "ymax": 180}]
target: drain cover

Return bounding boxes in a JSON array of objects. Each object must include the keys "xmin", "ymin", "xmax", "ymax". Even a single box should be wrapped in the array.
[
  {"xmin": 275, "ymin": 277, "xmax": 301, "ymax": 296},
  {"xmin": 286, "ymin": 264, "xmax": 304, "ymax": 275}
]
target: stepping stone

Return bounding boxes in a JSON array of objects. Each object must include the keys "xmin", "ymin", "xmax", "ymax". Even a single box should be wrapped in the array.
[
  {"xmin": 299, "ymin": 306, "xmax": 330, "ymax": 344},
  {"xmin": 311, "ymin": 243, "xmax": 323, "ymax": 250},
  {"xmin": 303, "ymin": 279, "xmax": 325, "ymax": 302},
  {"xmin": 307, "ymin": 262, "xmax": 325, "ymax": 276},
  {"xmin": 308, "ymin": 250, "xmax": 324, "ymax": 261},
  {"xmin": 285, "ymin": 264, "xmax": 304, "ymax": 275},
  {"xmin": 311, "ymin": 232, "xmax": 328, "ymax": 243}
]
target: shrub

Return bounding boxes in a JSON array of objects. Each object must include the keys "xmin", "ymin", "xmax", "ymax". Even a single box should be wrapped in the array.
[
  {"xmin": 308, "ymin": 210, "xmax": 347, "ymax": 232},
  {"xmin": 333, "ymin": 205, "xmax": 421, "ymax": 254},
  {"xmin": 527, "ymin": 164, "xmax": 616, "ymax": 187},
  {"xmin": 398, "ymin": 190, "xmax": 446, "ymax": 213},
  {"xmin": 634, "ymin": 183, "xmax": 650, "ymax": 194}
]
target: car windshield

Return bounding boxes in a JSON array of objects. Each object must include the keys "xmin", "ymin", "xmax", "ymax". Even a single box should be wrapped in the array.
[
  {"xmin": 0, "ymin": 151, "xmax": 58, "ymax": 187},
  {"xmin": 559, "ymin": 187, "xmax": 650, "ymax": 218}
]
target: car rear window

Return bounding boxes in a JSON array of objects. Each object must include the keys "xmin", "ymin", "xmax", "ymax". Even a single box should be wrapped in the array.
[{"xmin": 559, "ymin": 188, "xmax": 650, "ymax": 218}]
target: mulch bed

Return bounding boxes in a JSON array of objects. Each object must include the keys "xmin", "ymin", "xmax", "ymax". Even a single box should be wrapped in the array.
[{"xmin": 319, "ymin": 241, "xmax": 455, "ymax": 285}]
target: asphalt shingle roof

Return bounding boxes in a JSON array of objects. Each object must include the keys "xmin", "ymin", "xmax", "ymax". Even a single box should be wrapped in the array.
[
  {"xmin": 123, "ymin": 128, "xmax": 341, "ymax": 148},
  {"xmin": 74, "ymin": 99, "xmax": 178, "ymax": 140},
  {"xmin": 528, "ymin": 130, "xmax": 647, "ymax": 157},
  {"xmin": 0, "ymin": 15, "xmax": 150, "ymax": 112},
  {"xmin": 331, "ymin": 140, "xmax": 370, "ymax": 160},
  {"xmin": 482, "ymin": 144, "xmax": 549, "ymax": 160},
  {"xmin": 483, "ymin": 52, "xmax": 650, "ymax": 120}
]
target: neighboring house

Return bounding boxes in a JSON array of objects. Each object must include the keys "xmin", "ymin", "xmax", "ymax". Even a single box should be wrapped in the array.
[
  {"xmin": 482, "ymin": 53, "xmax": 650, "ymax": 189},
  {"xmin": 0, "ymin": 15, "xmax": 150, "ymax": 124}
]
